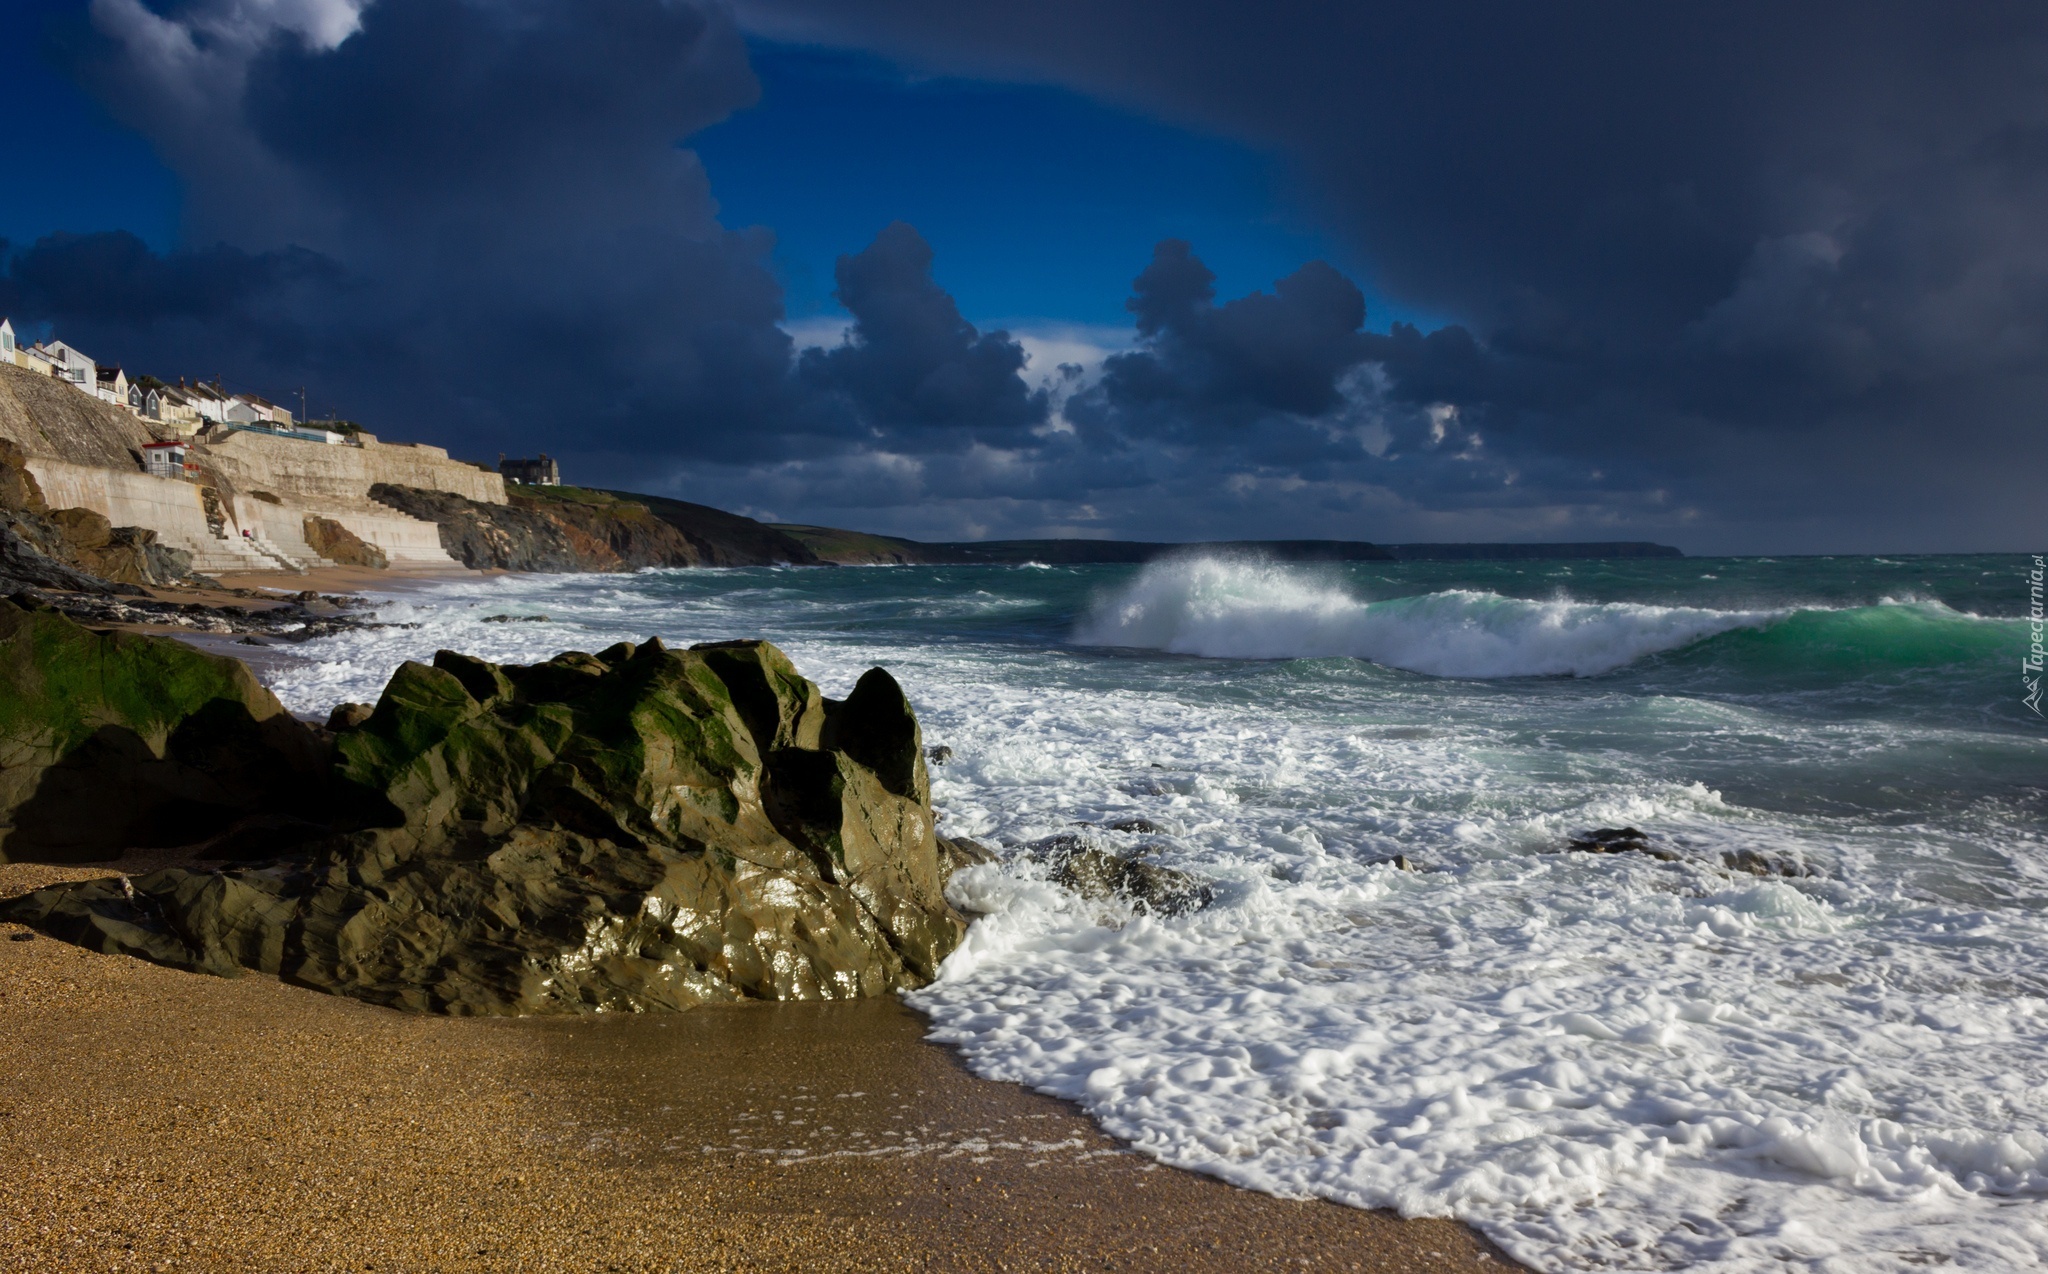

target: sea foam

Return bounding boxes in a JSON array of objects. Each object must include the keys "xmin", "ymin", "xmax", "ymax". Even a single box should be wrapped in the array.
[
  {"xmin": 1073, "ymin": 557, "xmax": 1780, "ymax": 676},
  {"xmin": 257, "ymin": 561, "xmax": 2048, "ymax": 1273}
]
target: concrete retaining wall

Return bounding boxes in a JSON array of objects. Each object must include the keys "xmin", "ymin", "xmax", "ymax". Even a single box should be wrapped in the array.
[
  {"xmin": 6, "ymin": 368, "xmax": 486, "ymax": 576},
  {"xmin": 197, "ymin": 430, "xmax": 507, "ymax": 508},
  {"xmin": 26, "ymin": 457, "xmax": 460, "ymax": 574}
]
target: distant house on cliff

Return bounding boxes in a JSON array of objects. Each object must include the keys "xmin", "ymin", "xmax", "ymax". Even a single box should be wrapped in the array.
[
  {"xmin": 178, "ymin": 380, "xmax": 232, "ymax": 423},
  {"xmin": 225, "ymin": 393, "xmax": 294, "ymax": 426},
  {"xmin": 0, "ymin": 319, "xmax": 13, "ymax": 364},
  {"xmin": 95, "ymin": 365, "xmax": 129, "ymax": 408},
  {"xmin": 34, "ymin": 340, "xmax": 96, "ymax": 395},
  {"xmin": 144, "ymin": 383, "xmax": 206, "ymax": 433},
  {"xmin": 499, "ymin": 453, "xmax": 560, "ymax": 485}
]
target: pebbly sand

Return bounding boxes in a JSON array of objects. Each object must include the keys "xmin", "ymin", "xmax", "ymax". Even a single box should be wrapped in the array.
[
  {"xmin": 1, "ymin": 856, "xmax": 1524, "ymax": 1273},
  {"xmin": 7, "ymin": 570, "xmax": 1527, "ymax": 1271}
]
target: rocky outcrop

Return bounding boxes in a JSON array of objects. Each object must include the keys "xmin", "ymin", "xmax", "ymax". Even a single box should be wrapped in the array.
[
  {"xmin": 302, "ymin": 515, "xmax": 389, "ymax": 569},
  {"xmin": 2, "ymin": 526, "xmax": 121, "ymax": 594},
  {"xmin": 4, "ymin": 637, "xmax": 967, "ymax": 1015},
  {"xmin": 369, "ymin": 483, "xmax": 592, "ymax": 571},
  {"xmin": 0, "ymin": 599, "xmax": 330, "ymax": 862},
  {"xmin": 508, "ymin": 487, "xmax": 698, "ymax": 568},
  {"xmin": 0, "ymin": 439, "xmax": 188, "ymax": 591},
  {"xmin": 374, "ymin": 481, "xmax": 826, "ymax": 572}
]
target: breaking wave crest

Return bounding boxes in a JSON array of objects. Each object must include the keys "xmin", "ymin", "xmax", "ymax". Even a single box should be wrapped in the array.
[
  {"xmin": 1072, "ymin": 557, "xmax": 1778, "ymax": 677},
  {"xmin": 1072, "ymin": 558, "xmax": 2011, "ymax": 679}
]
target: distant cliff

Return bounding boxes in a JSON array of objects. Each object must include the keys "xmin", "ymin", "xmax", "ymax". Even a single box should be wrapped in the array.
[
  {"xmin": 1385, "ymin": 542, "xmax": 1683, "ymax": 560},
  {"xmin": 369, "ymin": 484, "xmax": 822, "ymax": 571},
  {"xmin": 599, "ymin": 491, "xmax": 820, "ymax": 566},
  {"xmin": 765, "ymin": 523, "xmax": 1683, "ymax": 565}
]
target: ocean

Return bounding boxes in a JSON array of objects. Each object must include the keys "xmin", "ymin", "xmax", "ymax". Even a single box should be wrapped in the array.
[{"xmin": 263, "ymin": 552, "xmax": 2046, "ymax": 1273}]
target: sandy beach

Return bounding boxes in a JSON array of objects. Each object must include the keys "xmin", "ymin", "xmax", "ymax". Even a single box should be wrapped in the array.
[{"xmin": 2, "ymin": 854, "xmax": 1523, "ymax": 1274}]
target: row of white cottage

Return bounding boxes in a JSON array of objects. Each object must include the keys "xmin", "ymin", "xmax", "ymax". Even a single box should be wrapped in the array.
[{"xmin": 0, "ymin": 317, "xmax": 319, "ymax": 437}]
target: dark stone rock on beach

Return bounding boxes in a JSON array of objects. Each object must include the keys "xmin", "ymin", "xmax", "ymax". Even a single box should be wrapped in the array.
[
  {"xmin": 0, "ymin": 599, "xmax": 330, "ymax": 862},
  {"xmin": 0, "ymin": 439, "xmax": 188, "ymax": 591},
  {"xmin": 5, "ymin": 637, "xmax": 966, "ymax": 1015},
  {"xmin": 302, "ymin": 515, "xmax": 389, "ymax": 570},
  {"xmin": 926, "ymin": 745, "xmax": 954, "ymax": 765}
]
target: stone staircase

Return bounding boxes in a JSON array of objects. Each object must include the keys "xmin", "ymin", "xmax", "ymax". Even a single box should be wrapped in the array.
[{"xmin": 244, "ymin": 530, "xmax": 310, "ymax": 573}]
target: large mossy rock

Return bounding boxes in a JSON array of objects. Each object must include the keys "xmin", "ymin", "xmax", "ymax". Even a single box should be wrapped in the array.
[
  {"xmin": 0, "ymin": 599, "xmax": 329, "ymax": 861},
  {"xmin": 4, "ymin": 636, "xmax": 965, "ymax": 1015}
]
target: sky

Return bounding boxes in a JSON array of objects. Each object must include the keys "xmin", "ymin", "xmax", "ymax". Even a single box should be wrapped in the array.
[{"xmin": 1, "ymin": 0, "xmax": 2044, "ymax": 554}]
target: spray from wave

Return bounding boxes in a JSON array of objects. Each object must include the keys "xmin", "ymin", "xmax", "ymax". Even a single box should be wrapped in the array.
[{"xmin": 1072, "ymin": 557, "xmax": 1781, "ymax": 677}]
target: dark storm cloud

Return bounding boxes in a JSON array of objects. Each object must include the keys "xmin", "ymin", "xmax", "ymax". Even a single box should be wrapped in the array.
[
  {"xmin": 0, "ymin": 231, "xmax": 340, "ymax": 324},
  {"xmin": 799, "ymin": 221, "xmax": 1048, "ymax": 442},
  {"xmin": 1076, "ymin": 239, "xmax": 1371, "ymax": 438},
  {"xmin": 22, "ymin": 0, "xmax": 2048, "ymax": 548},
  {"xmin": 733, "ymin": 0, "xmax": 2048, "ymax": 550},
  {"xmin": 24, "ymin": 0, "xmax": 1045, "ymax": 468}
]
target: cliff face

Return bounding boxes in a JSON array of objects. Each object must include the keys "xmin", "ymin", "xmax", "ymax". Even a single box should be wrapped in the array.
[
  {"xmin": 369, "ymin": 484, "xmax": 594, "ymax": 571},
  {"xmin": 373, "ymin": 483, "xmax": 826, "ymax": 572},
  {"xmin": 0, "ymin": 361, "xmax": 153, "ymax": 470},
  {"xmin": 603, "ymin": 491, "xmax": 822, "ymax": 566},
  {"xmin": 506, "ymin": 486, "xmax": 699, "ymax": 567}
]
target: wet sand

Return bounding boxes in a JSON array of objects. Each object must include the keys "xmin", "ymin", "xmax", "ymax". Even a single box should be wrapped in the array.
[{"xmin": 2, "ymin": 857, "xmax": 1524, "ymax": 1273}]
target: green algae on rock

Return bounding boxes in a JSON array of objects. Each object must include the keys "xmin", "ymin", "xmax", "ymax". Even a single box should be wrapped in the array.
[
  {"xmin": 5, "ymin": 636, "xmax": 968, "ymax": 1015},
  {"xmin": 0, "ymin": 598, "xmax": 329, "ymax": 862}
]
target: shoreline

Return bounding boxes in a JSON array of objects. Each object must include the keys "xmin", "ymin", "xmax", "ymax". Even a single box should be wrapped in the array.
[
  {"xmin": 2, "ymin": 574, "xmax": 1530, "ymax": 1271},
  {"xmin": 1, "ymin": 856, "xmax": 1522, "ymax": 1273}
]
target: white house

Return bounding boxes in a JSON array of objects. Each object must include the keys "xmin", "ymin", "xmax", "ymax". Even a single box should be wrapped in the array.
[
  {"xmin": 180, "ymin": 381, "xmax": 231, "ymax": 423},
  {"xmin": 35, "ymin": 340, "xmax": 97, "ymax": 396},
  {"xmin": 0, "ymin": 318, "xmax": 14, "ymax": 365}
]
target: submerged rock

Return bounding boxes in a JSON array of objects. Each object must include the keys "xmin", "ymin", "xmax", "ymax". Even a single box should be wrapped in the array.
[
  {"xmin": 935, "ymin": 834, "xmax": 999, "ymax": 882},
  {"xmin": 1564, "ymin": 826, "xmax": 1683, "ymax": 862},
  {"xmin": 4, "ymin": 637, "xmax": 966, "ymax": 1015},
  {"xmin": 1721, "ymin": 847, "xmax": 1817, "ymax": 878},
  {"xmin": 0, "ymin": 599, "xmax": 329, "ymax": 862},
  {"xmin": 1022, "ymin": 833, "xmax": 1215, "ymax": 917}
]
